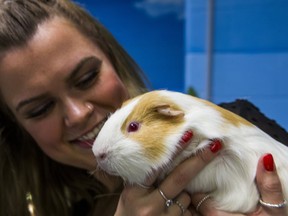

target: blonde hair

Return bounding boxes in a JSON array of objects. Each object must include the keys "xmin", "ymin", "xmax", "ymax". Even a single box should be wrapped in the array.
[{"xmin": 0, "ymin": 0, "xmax": 149, "ymax": 215}]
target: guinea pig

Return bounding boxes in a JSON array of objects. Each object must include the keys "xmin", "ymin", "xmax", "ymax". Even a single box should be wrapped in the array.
[{"xmin": 92, "ymin": 90, "xmax": 288, "ymax": 213}]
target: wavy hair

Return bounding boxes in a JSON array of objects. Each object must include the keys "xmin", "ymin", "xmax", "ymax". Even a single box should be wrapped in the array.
[{"xmin": 0, "ymin": 0, "xmax": 149, "ymax": 215}]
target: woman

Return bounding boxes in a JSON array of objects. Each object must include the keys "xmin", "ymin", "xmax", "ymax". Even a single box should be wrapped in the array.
[{"xmin": 0, "ymin": 0, "xmax": 286, "ymax": 215}]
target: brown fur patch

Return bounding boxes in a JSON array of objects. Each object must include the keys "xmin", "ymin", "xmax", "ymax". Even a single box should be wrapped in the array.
[
  {"xmin": 121, "ymin": 91, "xmax": 185, "ymax": 161},
  {"xmin": 194, "ymin": 97, "xmax": 253, "ymax": 127}
]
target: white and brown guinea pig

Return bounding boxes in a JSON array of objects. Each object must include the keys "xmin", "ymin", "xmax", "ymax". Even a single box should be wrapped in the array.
[{"xmin": 92, "ymin": 90, "xmax": 288, "ymax": 213}]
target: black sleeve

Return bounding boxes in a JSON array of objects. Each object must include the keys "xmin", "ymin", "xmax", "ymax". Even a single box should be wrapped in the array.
[{"xmin": 218, "ymin": 99, "xmax": 288, "ymax": 146}]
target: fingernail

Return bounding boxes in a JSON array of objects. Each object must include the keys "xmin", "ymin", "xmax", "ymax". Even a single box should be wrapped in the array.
[
  {"xmin": 180, "ymin": 130, "xmax": 193, "ymax": 145},
  {"xmin": 209, "ymin": 139, "xmax": 222, "ymax": 153},
  {"xmin": 263, "ymin": 153, "xmax": 274, "ymax": 171}
]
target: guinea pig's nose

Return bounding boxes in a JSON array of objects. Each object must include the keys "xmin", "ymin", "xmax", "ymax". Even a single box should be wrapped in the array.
[{"xmin": 97, "ymin": 152, "xmax": 107, "ymax": 161}]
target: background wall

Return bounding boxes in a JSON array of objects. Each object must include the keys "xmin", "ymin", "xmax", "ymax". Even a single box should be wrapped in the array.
[
  {"xmin": 76, "ymin": 0, "xmax": 288, "ymax": 130},
  {"xmin": 186, "ymin": 0, "xmax": 288, "ymax": 130},
  {"xmin": 76, "ymin": 0, "xmax": 185, "ymax": 92}
]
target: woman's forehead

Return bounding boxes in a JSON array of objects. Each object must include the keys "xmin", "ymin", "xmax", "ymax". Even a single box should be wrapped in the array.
[{"xmin": 0, "ymin": 17, "xmax": 103, "ymax": 109}]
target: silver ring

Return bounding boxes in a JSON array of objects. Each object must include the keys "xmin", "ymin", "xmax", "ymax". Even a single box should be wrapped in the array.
[
  {"xmin": 158, "ymin": 188, "xmax": 174, "ymax": 207},
  {"xmin": 259, "ymin": 198, "xmax": 287, "ymax": 208},
  {"xmin": 196, "ymin": 194, "xmax": 211, "ymax": 212},
  {"xmin": 175, "ymin": 200, "xmax": 185, "ymax": 215}
]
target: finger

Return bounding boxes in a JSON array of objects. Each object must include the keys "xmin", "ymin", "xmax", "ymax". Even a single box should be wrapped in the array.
[
  {"xmin": 256, "ymin": 154, "xmax": 283, "ymax": 202},
  {"xmin": 170, "ymin": 192, "xmax": 192, "ymax": 216},
  {"xmin": 124, "ymin": 169, "xmax": 160, "ymax": 196},
  {"xmin": 191, "ymin": 193, "xmax": 214, "ymax": 215},
  {"xmin": 256, "ymin": 153, "xmax": 287, "ymax": 214},
  {"xmin": 191, "ymin": 193, "xmax": 245, "ymax": 216},
  {"xmin": 158, "ymin": 139, "xmax": 222, "ymax": 199},
  {"xmin": 142, "ymin": 168, "xmax": 160, "ymax": 187},
  {"xmin": 123, "ymin": 182, "xmax": 154, "ymax": 199}
]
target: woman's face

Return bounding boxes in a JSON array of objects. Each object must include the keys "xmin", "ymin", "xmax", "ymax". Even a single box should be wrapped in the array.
[{"xmin": 0, "ymin": 17, "xmax": 129, "ymax": 171}]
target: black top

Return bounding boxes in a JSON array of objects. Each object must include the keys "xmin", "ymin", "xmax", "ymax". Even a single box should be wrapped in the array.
[{"xmin": 219, "ymin": 99, "xmax": 288, "ymax": 146}]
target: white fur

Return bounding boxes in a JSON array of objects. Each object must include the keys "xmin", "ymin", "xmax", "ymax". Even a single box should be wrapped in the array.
[{"xmin": 92, "ymin": 90, "xmax": 288, "ymax": 213}]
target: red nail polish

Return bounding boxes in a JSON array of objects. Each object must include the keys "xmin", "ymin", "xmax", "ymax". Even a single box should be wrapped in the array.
[
  {"xmin": 180, "ymin": 130, "xmax": 193, "ymax": 143},
  {"xmin": 179, "ymin": 130, "xmax": 193, "ymax": 148},
  {"xmin": 209, "ymin": 139, "xmax": 222, "ymax": 153},
  {"xmin": 263, "ymin": 153, "xmax": 274, "ymax": 171}
]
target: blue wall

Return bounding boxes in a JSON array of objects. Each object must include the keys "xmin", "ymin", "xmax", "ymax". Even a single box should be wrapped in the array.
[
  {"xmin": 76, "ymin": 0, "xmax": 288, "ymax": 131},
  {"xmin": 77, "ymin": 0, "xmax": 185, "ymax": 92},
  {"xmin": 185, "ymin": 0, "xmax": 288, "ymax": 130}
]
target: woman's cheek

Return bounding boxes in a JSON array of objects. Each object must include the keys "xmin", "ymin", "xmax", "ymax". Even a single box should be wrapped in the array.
[
  {"xmin": 104, "ymin": 71, "xmax": 129, "ymax": 104},
  {"xmin": 22, "ymin": 117, "xmax": 63, "ymax": 152}
]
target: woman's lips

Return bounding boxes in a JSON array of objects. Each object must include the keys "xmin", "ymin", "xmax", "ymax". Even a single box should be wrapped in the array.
[
  {"xmin": 74, "ymin": 139, "xmax": 94, "ymax": 149},
  {"xmin": 70, "ymin": 116, "xmax": 109, "ymax": 149}
]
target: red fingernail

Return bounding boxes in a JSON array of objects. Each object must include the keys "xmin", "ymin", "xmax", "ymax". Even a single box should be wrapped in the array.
[
  {"xmin": 263, "ymin": 153, "xmax": 274, "ymax": 171},
  {"xmin": 180, "ymin": 130, "xmax": 193, "ymax": 143},
  {"xmin": 179, "ymin": 130, "xmax": 193, "ymax": 148},
  {"xmin": 209, "ymin": 139, "xmax": 222, "ymax": 153}
]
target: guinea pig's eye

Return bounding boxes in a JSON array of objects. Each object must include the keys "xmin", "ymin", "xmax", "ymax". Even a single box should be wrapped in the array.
[{"xmin": 127, "ymin": 121, "xmax": 140, "ymax": 133}]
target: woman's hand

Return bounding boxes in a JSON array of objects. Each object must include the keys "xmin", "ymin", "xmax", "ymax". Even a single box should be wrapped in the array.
[
  {"xmin": 114, "ymin": 139, "xmax": 222, "ymax": 216},
  {"xmin": 190, "ymin": 153, "xmax": 287, "ymax": 216}
]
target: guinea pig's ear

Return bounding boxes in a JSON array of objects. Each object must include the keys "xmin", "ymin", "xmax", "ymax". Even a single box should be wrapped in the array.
[{"xmin": 155, "ymin": 104, "xmax": 184, "ymax": 117}]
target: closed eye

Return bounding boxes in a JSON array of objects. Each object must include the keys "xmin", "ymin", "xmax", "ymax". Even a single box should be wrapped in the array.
[
  {"xmin": 75, "ymin": 68, "xmax": 100, "ymax": 89},
  {"xmin": 25, "ymin": 100, "xmax": 55, "ymax": 119},
  {"xmin": 67, "ymin": 56, "xmax": 102, "ymax": 90}
]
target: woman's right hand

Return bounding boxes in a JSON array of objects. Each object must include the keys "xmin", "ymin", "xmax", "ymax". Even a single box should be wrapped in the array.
[
  {"xmin": 114, "ymin": 139, "xmax": 222, "ymax": 216},
  {"xmin": 190, "ymin": 153, "xmax": 288, "ymax": 216}
]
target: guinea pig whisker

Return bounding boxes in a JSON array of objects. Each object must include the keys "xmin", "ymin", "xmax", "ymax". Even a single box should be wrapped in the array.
[
  {"xmin": 87, "ymin": 167, "xmax": 99, "ymax": 176},
  {"xmin": 88, "ymin": 163, "xmax": 105, "ymax": 176},
  {"xmin": 85, "ymin": 140, "xmax": 93, "ymax": 147},
  {"xmin": 98, "ymin": 170, "xmax": 110, "ymax": 180},
  {"xmin": 93, "ymin": 167, "xmax": 112, "ymax": 181}
]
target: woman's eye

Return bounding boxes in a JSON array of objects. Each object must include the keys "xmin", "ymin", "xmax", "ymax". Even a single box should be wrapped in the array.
[
  {"xmin": 75, "ymin": 69, "xmax": 100, "ymax": 89},
  {"xmin": 25, "ymin": 101, "xmax": 54, "ymax": 119}
]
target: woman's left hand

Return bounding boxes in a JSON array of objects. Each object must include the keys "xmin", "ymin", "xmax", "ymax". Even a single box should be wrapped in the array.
[
  {"xmin": 190, "ymin": 153, "xmax": 288, "ymax": 216},
  {"xmin": 114, "ymin": 140, "xmax": 222, "ymax": 216}
]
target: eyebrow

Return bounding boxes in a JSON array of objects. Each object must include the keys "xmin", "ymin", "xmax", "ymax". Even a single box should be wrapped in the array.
[
  {"xmin": 16, "ymin": 94, "xmax": 48, "ymax": 112},
  {"xmin": 15, "ymin": 56, "xmax": 98, "ymax": 112},
  {"xmin": 65, "ymin": 56, "xmax": 99, "ymax": 84}
]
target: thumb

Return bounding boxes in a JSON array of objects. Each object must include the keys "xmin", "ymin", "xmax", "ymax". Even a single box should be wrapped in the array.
[{"xmin": 256, "ymin": 153, "xmax": 287, "ymax": 214}]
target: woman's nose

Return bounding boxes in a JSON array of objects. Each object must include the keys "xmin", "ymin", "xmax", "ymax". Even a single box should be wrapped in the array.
[{"xmin": 63, "ymin": 99, "xmax": 94, "ymax": 127}]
